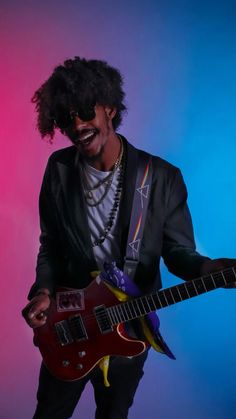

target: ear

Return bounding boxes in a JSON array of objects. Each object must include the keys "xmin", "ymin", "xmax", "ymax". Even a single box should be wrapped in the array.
[{"xmin": 105, "ymin": 107, "xmax": 117, "ymax": 120}]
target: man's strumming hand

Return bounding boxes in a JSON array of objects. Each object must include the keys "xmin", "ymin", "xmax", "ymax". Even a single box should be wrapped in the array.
[{"xmin": 22, "ymin": 288, "xmax": 51, "ymax": 328}]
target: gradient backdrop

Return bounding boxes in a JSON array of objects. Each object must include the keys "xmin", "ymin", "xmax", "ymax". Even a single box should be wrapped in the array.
[{"xmin": 1, "ymin": 1, "xmax": 236, "ymax": 418}]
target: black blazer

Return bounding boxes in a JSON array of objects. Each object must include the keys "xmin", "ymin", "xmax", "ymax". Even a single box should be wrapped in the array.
[{"xmin": 28, "ymin": 137, "xmax": 208, "ymax": 299}]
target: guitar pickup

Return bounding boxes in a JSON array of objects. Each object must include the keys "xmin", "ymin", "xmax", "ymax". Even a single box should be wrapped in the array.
[
  {"xmin": 68, "ymin": 314, "xmax": 88, "ymax": 341},
  {"xmin": 55, "ymin": 320, "xmax": 74, "ymax": 346},
  {"xmin": 94, "ymin": 305, "xmax": 113, "ymax": 334}
]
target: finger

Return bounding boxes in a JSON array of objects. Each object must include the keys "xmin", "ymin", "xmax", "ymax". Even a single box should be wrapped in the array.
[
  {"xmin": 28, "ymin": 311, "xmax": 48, "ymax": 327},
  {"xmin": 22, "ymin": 300, "xmax": 35, "ymax": 318},
  {"xmin": 28, "ymin": 300, "xmax": 50, "ymax": 319},
  {"xmin": 28, "ymin": 306, "xmax": 48, "ymax": 320}
]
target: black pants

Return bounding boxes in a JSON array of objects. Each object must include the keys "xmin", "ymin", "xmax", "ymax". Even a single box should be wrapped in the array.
[{"xmin": 33, "ymin": 351, "xmax": 148, "ymax": 419}]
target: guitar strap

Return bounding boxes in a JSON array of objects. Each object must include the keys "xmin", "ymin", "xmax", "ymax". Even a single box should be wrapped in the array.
[
  {"xmin": 99, "ymin": 152, "xmax": 175, "ymax": 387},
  {"xmin": 123, "ymin": 151, "xmax": 153, "ymax": 279}
]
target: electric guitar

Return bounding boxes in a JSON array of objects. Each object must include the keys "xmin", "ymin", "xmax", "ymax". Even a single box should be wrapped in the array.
[{"xmin": 33, "ymin": 266, "xmax": 236, "ymax": 381}]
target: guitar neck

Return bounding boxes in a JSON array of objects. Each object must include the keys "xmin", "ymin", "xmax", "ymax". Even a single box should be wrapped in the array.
[{"xmin": 107, "ymin": 266, "xmax": 236, "ymax": 326}]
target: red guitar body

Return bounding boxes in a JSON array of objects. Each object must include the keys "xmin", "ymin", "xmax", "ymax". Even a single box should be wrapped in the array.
[{"xmin": 33, "ymin": 277, "xmax": 148, "ymax": 381}]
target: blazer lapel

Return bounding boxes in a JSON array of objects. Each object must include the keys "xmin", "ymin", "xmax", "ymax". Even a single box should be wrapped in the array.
[{"xmin": 56, "ymin": 150, "xmax": 96, "ymax": 265}]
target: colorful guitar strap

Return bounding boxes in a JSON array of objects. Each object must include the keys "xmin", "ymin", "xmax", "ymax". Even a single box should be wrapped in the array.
[{"xmin": 95, "ymin": 151, "xmax": 175, "ymax": 386}]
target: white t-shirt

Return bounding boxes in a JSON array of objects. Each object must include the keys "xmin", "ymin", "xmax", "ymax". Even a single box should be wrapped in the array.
[{"xmin": 82, "ymin": 162, "xmax": 122, "ymax": 270}]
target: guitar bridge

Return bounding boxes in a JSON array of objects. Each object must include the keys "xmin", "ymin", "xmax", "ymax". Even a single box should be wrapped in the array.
[{"xmin": 94, "ymin": 305, "xmax": 113, "ymax": 334}]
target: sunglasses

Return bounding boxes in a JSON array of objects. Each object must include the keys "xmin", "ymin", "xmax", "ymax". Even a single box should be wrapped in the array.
[{"xmin": 54, "ymin": 105, "xmax": 96, "ymax": 130}]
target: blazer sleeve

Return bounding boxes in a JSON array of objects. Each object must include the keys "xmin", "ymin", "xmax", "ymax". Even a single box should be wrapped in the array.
[
  {"xmin": 162, "ymin": 167, "xmax": 210, "ymax": 280},
  {"xmin": 28, "ymin": 157, "xmax": 63, "ymax": 299}
]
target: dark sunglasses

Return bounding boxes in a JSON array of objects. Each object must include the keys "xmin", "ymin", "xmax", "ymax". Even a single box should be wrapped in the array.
[{"xmin": 54, "ymin": 105, "xmax": 96, "ymax": 130}]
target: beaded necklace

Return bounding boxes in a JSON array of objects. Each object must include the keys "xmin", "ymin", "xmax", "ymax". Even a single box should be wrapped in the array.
[
  {"xmin": 80, "ymin": 137, "xmax": 125, "ymax": 247},
  {"xmin": 92, "ymin": 161, "xmax": 124, "ymax": 246}
]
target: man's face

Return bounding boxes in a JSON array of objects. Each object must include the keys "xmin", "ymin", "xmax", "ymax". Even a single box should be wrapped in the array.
[{"xmin": 64, "ymin": 105, "xmax": 116, "ymax": 160}]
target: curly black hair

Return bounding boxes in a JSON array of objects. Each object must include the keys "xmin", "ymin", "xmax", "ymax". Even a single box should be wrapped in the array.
[{"xmin": 32, "ymin": 57, "xmax": 127, "ymax": 140}]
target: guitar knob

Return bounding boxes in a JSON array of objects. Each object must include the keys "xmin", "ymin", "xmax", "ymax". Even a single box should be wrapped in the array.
[
  {"xmin": 62, "ymin": 360, "xmax": 70, "ymax": 367},
  {"xmin": 78, "ymin": 351, "xmax": 86, "ymax": 357},
  {"xmin": 76, "ymin": 363, "xmax": 83, "ymax": 369}
]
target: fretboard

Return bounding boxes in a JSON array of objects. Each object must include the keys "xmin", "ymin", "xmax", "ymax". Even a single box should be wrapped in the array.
[{"xmin": 107, "ymin": 266, "xmax": 236, "ymax": 326}]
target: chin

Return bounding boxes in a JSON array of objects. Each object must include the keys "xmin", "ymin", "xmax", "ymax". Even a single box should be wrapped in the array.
[{"xmin": 82, "ymin": 145, "xmax": 103, "ymax": 160}]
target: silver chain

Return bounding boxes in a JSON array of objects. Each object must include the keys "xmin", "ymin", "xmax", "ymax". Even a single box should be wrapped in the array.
[{"xmin": 81, "ymin": 137, "xmax": 124, "ymax": 207}]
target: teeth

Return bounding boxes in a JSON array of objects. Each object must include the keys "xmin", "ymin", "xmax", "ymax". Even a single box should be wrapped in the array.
[{"xmin": 80, "ymin": 131, "xmax": 95, "ymax": 141}]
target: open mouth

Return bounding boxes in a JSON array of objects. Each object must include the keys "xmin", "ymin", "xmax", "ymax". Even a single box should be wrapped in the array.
[{"xmin": 77, "ymin": 129, "xmax": 98, "ymax": 146}]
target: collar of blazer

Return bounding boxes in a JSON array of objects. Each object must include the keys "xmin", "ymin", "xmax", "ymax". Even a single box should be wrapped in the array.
[{"xmin": 55, "ymin": 136, "xmax": 139, "ymax": 267}]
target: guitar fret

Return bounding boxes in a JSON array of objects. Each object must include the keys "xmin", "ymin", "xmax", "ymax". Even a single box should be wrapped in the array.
[
  {"xmin": 139, "ymin": 297, "xmax": 147, "ymax": 315},
  {"xmin": 107, "ymin": 309, "xmax": 113, "ymax": 325},
  {"xmin": 175, "ymin": 283, "xmax": 187, "ymax": 300},
  {"xmin": 133, "ymin": 299, "xmax": 142, "ymax": 316},
  {"xmin": 154, "ymin": 293, "xmax": 162, "ymax": 309},
  {"xmin": 109, "ymin": 307, "xmax": 116, "ymax": 324},
  {"xmin": 210, "ymin": 274, "xmax": 217, "ymax": 288},
  {"xmin": 111, "ymin": 308, "xmax": 118, "ymax": 325},
  {"xmin": 149, "ymin": 295, "xmax": 156, "ymax": 310},
  {"xmin": 194, "ymin": 278, "xmax": 206, "ymax": 294},
  {"xmin": 130, "ymin": 300, "xmax": 137, "ymax": 319},
  {"xmin": 145, "ymin": 297, "xmax": 152, "ymax": 312},
  {"xmin": 114, "ymin": 306, "xmax": 121, "ymax": 324},
  {"xmin": 186, "ymin": 281, "xmax": 198, "ymax": 297},
  {"xmin": 168, "ymin": 286, "xmax": 182, "ymax": 303},
  {"xmin": 122, "ymin": 303, "xmax": 130, "ymax": 321},
  {"xmin": 129, "ymin": 300, "xmax": 138, "ymax": 318},
  {"xmin": 222, "ymin": 268, "xmax": 236, "ymax": 285},
  {"xmin": 157, "ymin": 294, "xmax": 163, "ymax": 308},
  {"xmin": 112, "ymin": 307, "xmax": 121, "ymax": 324},
  {"xmin": 192, "ymin": 280, "xmax": 199, "ymax": 295},
  {"xmin": 117, "ymin": 305, "xmax": 125, "ymax": 322},
  {"xmin": 169, "ymin": 287, "xmax": 178, "ymax": 303},
  {"xmin": 183, "ymin": 283, "xmax": 191, "ymax": 299},
  {"xmin": 127, "ymin": 301, "xmax": 135, "ymax": 320},
  {"xmin": 142, "ymin": 296, "xmax": 152, "ymax": 313},
  {"xmin": 175, "ymin": 286, "xmax": 183, "ymax": 301},
  {"xmin": 200, "ymin": 278, "xmax": 207, "ymax": 292},
  {"xmin": 146, "ymin": 294, "xmax": 157, "ymax": 310},
  {"xmin": 158, "ymin": 291, "xmax": 168, "ymax": 307},
  {"xmin": 212, "ymin": 272, "xmax": 226, "ymax": 288},
  {"xmin": 163, "ymin": 292, "xmax": 169, "ymax": 306},
  {"xmin": 164, "ymin": 289, "xmax": 175, "ymax": 305},
  {"xmin": 217, "ymin": 271, "xmax": 226, "ymax": 286},
  {"xmin": 204, "ymin": 275, "xmax": 216, "ymax": 291}
]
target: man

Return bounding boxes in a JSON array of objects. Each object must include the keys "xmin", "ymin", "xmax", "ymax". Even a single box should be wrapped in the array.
[{"xmin": 22, "ymin": 57, "xmax": 235, "ymax": 419}]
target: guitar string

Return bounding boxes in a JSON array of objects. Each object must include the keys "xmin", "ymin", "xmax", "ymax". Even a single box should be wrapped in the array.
[
  {"xmin": 60, "ymin": 275, "xmax": 227, "ymax": 324},
  {"xmin": 54, "ymin": 269, "xmax": 234, "ymax": 327}
]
